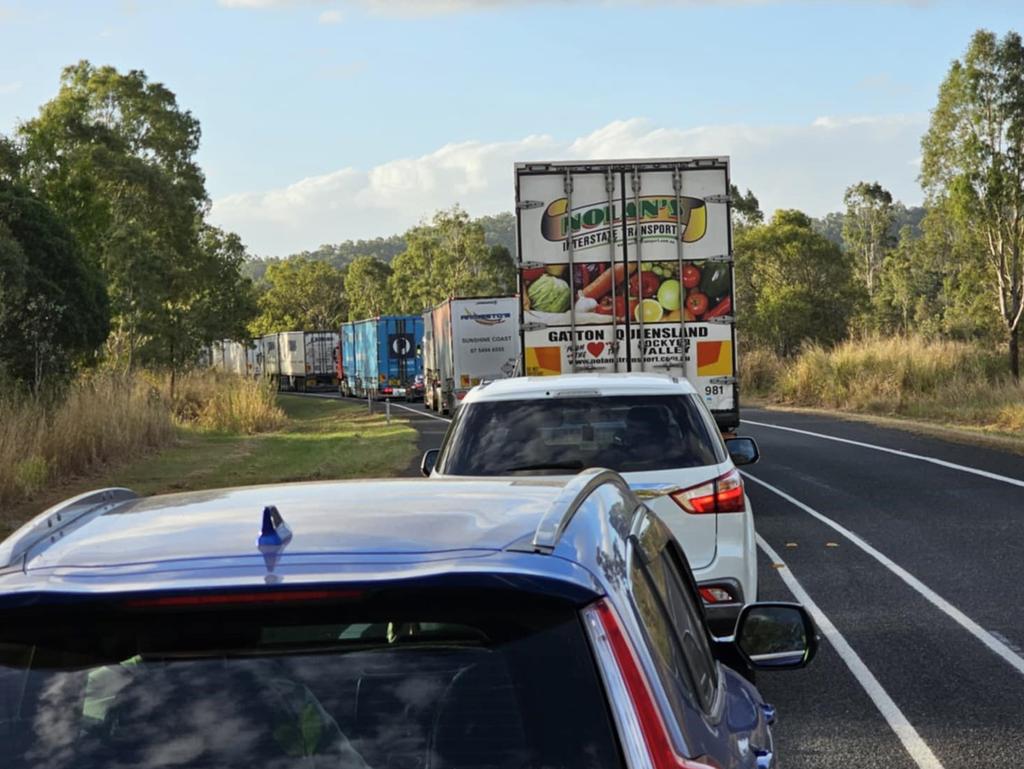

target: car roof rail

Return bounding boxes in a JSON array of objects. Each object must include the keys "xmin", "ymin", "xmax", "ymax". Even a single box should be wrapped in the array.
[
  {"xmin": 532, "ymin": 468, "xmax": 626, "ymax": 553},
  {"xmin": 0, "ymin": 487, "xmax": 137, "ymax": 570}
]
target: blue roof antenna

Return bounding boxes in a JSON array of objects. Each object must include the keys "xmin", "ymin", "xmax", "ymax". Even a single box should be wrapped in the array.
[
  {"xmin": 258, "ymin": 505, "xmax": 292, "ymax": 549},
  {"xmin": 258, "ymin": 505, "xmax": 292, "ymax": 584}
]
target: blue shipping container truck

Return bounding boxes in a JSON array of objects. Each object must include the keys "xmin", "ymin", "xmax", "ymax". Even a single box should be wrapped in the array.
[{"xmin": 338, "ymin": 316, "xmax": 424, "ymax": 400}]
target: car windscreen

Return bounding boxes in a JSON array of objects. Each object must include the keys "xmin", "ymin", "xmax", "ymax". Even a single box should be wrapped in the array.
[
  {"xmin": 0, "ymin": 593, "xmax": 623, "ymax": 769},
  {"xmin": 439, "ymin": 394, "xmax": 720, "ymax": 475}
]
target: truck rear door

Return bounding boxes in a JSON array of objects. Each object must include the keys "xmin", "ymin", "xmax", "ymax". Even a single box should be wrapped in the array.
[{"xmin": 516, "ymin": 159, "xmax": 738, "ymax": 430}]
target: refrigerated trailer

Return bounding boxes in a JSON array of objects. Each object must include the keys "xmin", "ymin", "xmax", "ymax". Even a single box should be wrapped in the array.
[
  {"xmin": 257, "ymin": 331, "xmax": 339, "ymax": 391},
  {"xmin": 422, "ymin": 296, "xmax": 520, "ymax": 415},
  {"xmin": 515, "ymin": 157, "xmax": 739, "ymax": 431},
  {"xmin": 209, "ymin": 340, "xmax": 257, "ymax": 378},
  {"xmin": 337, "ymin": 316, "xmax": 423, "ymax": 399}
]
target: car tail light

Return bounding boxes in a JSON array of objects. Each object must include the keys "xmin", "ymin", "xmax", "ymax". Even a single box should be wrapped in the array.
[
  {"xmin": 698, "ymin": 585, "xmax": 736, "ymax": 604},
  {"xmin": 583, "ymin": 599, "xmax": 720, "ymax": 769},
  {"xmin": 669, "ymin": 469, "xmax": 745, "ymax": 514},
  {"xmin": 455, "ymin": 391, "xmax": 468, "ymax": 401},
  {"xmin": 383, "ymin": 386, "xmax": 393, "ymax": 395}
]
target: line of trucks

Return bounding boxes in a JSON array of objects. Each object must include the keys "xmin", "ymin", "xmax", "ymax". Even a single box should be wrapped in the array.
[{"xmin": 209, "ymin": 156, "xmax": 740, "ymax": 430}]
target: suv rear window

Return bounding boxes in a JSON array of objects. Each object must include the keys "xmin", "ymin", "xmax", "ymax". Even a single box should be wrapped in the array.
[
  {"xmin": 0, "ymin": 595, "xmax": 622, "ymax": 769},
  {"xmin": 439, "ymin": 395, "xmax": 720, "ymax": 475}
]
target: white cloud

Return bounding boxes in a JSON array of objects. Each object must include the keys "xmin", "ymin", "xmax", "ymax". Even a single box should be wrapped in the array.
[
  {"xmin": 0, "ymin": 81, "xmax": 22, "ymax": 95},
  {"xmin": 210, "ymin": 114, "xmax": 927, "ymax": 256},
  {"xmin": 318, "ymin": 8, "xmax": 343, "ymax": 22}
]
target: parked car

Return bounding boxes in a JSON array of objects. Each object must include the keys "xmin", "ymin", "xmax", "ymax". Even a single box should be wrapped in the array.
[
  {"xmin": 424, "ymin": 372, "xmax": 761, "ymax": 635},
  {"xmin": 0, "ymin": 472, "xmax": 813, "ymax": 769}
]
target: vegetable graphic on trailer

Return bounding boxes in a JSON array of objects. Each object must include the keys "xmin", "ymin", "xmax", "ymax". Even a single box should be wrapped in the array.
[
  {"xmin": 339, "ymin": 316, "xmax": 424, "ymax": 400},
  {"xmin": 515, "ymin": 157, "xmax": 739, "ymax": 431}
]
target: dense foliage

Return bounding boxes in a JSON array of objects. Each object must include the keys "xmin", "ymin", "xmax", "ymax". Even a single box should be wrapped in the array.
[{"xmin": 0, "ymin": 62, "xmax": 255, "ymax": 392}]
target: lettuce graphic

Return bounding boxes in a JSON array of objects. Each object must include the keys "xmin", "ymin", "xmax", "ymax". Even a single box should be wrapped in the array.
[{"xmin": 528, "ymin": 274, "xmax": 571, "ymax": 313}]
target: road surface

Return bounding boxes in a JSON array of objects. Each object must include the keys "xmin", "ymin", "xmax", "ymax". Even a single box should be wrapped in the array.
[{"xmin": 321, "ymin": 394, "xmax": 1024, "ymax": 768}]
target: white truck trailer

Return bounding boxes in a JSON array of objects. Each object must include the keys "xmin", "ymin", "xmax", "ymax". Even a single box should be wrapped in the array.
[
  {"xmin": 422, "ymin": 296, "xmax": 520, "ymax": 415},
  {"xmin": 209, "ymin": 340, "xmax": 257, "ymax": 378},
  {"xmin": 257, "ymin": 331, "xmax": 339, "ymax": 391},
  {"xmin": 515, "ymin": 157, "xmax": 739, "ymax": 431}
]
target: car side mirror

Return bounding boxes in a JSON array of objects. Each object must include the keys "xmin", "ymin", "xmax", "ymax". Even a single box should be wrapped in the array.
[
  {"xmin": 734, "ymin": 602, "xmax": 817, "ymax": 670},
  {"xmin": 725, "ymin": 436, "xmax": 759, "ymax": 466},
  {"xmin": 420, "ymin": 449, "xmax": 439, "ymax": 477}
]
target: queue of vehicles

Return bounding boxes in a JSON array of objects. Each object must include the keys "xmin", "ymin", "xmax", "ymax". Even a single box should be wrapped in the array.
[{"xmin": 63, "ymin": 155, "xmax": 817, "ymax": 768}]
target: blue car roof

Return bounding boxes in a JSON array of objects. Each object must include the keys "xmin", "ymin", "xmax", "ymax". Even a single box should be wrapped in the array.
[{"xmin": 0, "ymin": 478, "xmax": 609, "ymax": 604}]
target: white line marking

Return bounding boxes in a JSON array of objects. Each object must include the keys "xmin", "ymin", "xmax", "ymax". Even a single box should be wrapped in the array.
[
  {"xmin": 388, "ymin": 402, "xmax": 452, "ymax": 423},
  {"xmin": 745, "ymin": 472, "xmax": 1024, "ymax": 679},
  {"xmin": 743, "ymin": 419, "xmax": 1024, "ymax": 489},
  {"xmin": 757, "ymin": 535, "xmax": 945, "ymax": 769},
  {"xmin": 282, "ymin": 392, "xmax": 453, "ymax": 424}
]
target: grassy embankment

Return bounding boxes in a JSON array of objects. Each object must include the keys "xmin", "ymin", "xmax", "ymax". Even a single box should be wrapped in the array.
[
  {"xmin": 0, "ymin": 373, "xmax": 418, "ymax": 538},
  {"xmin": 741, "ymin": 336, "xmax": 1024, "ymax": 440}
]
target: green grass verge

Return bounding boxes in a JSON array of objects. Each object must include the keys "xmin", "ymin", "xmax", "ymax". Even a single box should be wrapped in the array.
[{"xmin": 2, "ymin": 395, "xmax": 418, "ymax": 539}]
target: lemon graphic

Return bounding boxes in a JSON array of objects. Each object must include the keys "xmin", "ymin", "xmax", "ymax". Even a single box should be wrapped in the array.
[{"xmin": 635, "ymin": 298, "xmax": 663, "ymax": 323}]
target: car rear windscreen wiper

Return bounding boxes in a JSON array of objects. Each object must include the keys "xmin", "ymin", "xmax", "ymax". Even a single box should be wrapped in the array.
[{"xmin": 500, "ymin": 461, "xmax": 585, "ymax": 473}]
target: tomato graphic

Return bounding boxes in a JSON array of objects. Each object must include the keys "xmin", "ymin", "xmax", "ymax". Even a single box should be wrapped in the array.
[
  {"xmin": 614, "ymin": 295, "xmax": 639, "ymax": 320},
  {"xmin": 629, "ymin": 271, "xmax": 661, "ymax": 298},
  {"xmin": 685, "ymin": 291, "xmax": 709, "ymax": 317},
  {"xmin": 681, "ymin": 264, "xmax": 701, "ymax": 289},
  {"xmin": 522, "ymin": 267, "xmax": 546, "ymax": 282}
]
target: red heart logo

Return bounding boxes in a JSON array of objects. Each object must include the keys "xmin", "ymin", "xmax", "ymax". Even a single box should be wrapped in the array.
[{"xmin": 586, "ymin": 342, "xmax": 605, "ymax": 357}]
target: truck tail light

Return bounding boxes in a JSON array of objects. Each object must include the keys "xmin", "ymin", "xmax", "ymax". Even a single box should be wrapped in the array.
[
  {"xmin": 583, "ymin": 599, "xmax": 720, "ymax": 769},
  {"xmin": 669, "ymin": 469, "xmax": 745, "ymax": 514}
]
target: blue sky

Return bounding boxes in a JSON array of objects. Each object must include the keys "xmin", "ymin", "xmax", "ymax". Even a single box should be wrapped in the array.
[{"xmin": 1, "ymin": 0, "xmax": 1021, "ymax": 255}]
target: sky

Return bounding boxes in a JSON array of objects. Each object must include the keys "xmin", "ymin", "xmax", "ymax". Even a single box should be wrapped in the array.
[{"xmin": 0, "ymin": 0, "xmax": 1021, "ymax": 257}]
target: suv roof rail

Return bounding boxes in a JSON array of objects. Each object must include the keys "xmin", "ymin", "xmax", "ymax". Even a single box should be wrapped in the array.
[
  {"xmin": 532, "ymin": 468, "xmax": 626, "ymax": 553},
  {"xmin": 0, "ymin": 488, "xmax": 137, "ymax": 570}
]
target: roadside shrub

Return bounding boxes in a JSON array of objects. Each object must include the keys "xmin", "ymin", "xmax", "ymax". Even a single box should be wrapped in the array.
[
  {"xmin": 766, "ymin": 336, "xmax": 1023, "ymax": 432},
  {"xmin": 193, "ymin": 376, "xmax": 285, "ymax": 434},
  {"xmin": 739, "ymin": 347, "xmax": 785, "ymax": 396},
  {"xmin": 0, "ymin": 372, "xmax": 175, "ymax": 507}
]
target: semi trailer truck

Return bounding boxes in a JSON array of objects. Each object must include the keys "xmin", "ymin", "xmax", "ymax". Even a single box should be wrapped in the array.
[
  {"xmin": 337, "ymin": 315, "xmax": 424, "ymax": 400},
  {"xmin": 515, "ymin": 156, "xmax": 740, "ymax": 431},
  {"xmin": 422, "ymin": 296, "xmax": 520, "ymax": 415},
  {"xmin": 258, "ymin": 331, "xmax": 338, "ymax": 391}
]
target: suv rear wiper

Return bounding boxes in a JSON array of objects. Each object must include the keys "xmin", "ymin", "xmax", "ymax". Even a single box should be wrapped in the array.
[{"xmin": 501, "ymin": 461, "xmax": 584, "ymax": 473}]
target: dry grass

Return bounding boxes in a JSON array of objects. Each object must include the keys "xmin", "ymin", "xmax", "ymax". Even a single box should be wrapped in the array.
[
  {"xmin": 0, "ymin": 371, "xmax": 285, "ymax": 510},
  {"xmin": 747, "ymin": 336, "xmax": 1024, "ymax": 434},
  {"xmin": 0, "ymin": 373, "xmax": 175, "ymax": 506},
  {"xmin": 739, "ymin": 347, "xmax": 786, "ymax": 397},
  {"xmin": 173, "ymin": 372, "xmax": 285, "ymax": 434}
]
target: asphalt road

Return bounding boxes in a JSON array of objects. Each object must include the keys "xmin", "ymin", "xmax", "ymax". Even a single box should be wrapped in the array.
[{"xmin": 322, "ymin": 394, "xmax": 1024, "ymax": 768}]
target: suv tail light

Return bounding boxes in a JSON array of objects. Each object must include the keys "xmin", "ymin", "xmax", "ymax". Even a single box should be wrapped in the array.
[
  {"xmin": 698, "ymin": 585, "xmax": 737, "ymax": 604},
  {"xmin": 669, "ymin": 469, "xmax": 745, "ymax": 514},
  {"xmin": 583, "ymin": 599, "xmax": 720, "ymax": 769}
]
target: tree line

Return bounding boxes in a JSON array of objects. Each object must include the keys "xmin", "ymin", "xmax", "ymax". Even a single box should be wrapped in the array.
[
  {"xmin": 0, "ymin": 61, "xmax": 255, "ymax": 394},
  {"xmin": 249, "ymin": 207, "xmax": 516, "ymax": 334},
  {"xmin": 2, "ymin": 28, "xmax": 1021, "ymax": 391},
  {"xmin": 737, "ymin": 29, "xmax": 1024, "ymax": 379}
]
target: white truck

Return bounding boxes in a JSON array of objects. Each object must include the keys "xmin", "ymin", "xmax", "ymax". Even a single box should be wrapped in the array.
[
  {"xmin": 422, "ymin": 296, "xmax": 520, "ymax": 415},
  {"xmin": 515, "ymin": 157, "xmax": 739, "ymax": 431},
  {"xmin": 209, "ymin": 339, "xmax": 257, "ymax": 378},
  {"xmin": 257, "ymin": 331, "xmax": 339, "ymax": 391}
]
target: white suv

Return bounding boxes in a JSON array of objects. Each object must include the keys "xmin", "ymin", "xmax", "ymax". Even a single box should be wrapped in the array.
[{"xmin": 423, "ymin": 373, "xmax": 760, "ymax": 635}]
